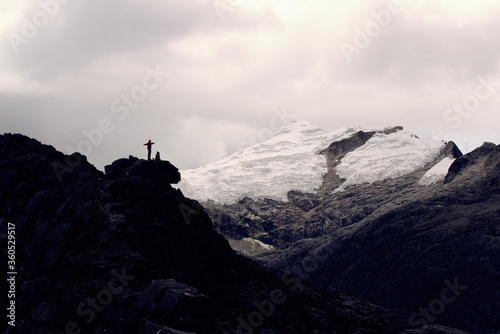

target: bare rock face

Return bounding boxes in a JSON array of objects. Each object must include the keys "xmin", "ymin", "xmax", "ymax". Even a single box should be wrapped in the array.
[
  {"xmin": 444, "ymin": 142, "xmax": 499, "ymax": 187},
  {"xmin": 1, "ymin": 133, "xmax": 467, "ymax": 334},
  {"xmin": 319, "ymin": 130, "xmax": 376, "ymax": 194}
]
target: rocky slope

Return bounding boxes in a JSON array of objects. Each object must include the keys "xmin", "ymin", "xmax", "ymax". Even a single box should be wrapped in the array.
[
  {"xmin": 258, "ymin": 142, "xmax": 500, "ymax": 333},
  {"xmin": 0, "ymin": 133, "xmax": 469, "ymax": 334},
  {"xmin": 194, "ymin": 129, "xmax": 499, "ymax": 333}
]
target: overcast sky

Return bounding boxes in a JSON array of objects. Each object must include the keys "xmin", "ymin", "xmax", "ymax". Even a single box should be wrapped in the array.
[{"xmin": 1, "ymin": 0, "xmax": 500, "ymax": 171}]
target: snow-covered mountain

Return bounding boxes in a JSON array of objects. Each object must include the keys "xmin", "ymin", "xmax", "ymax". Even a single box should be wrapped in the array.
[
  {"xmin": 178, "ymin": 120, "xmax": 360, "ymax": 203},
  {"xmin": 177, "ymin": 120, "xmax": 448, "ymax": 204},
  {"xmin": 190, "ymin": 122, "xmax": 500, "ymax": 333}
]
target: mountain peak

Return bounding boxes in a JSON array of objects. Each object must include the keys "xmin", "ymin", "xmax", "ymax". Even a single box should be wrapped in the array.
[
  {"xmin": 178, "ymin": 122, "xmax": 364, "ymax": 204},
  {"xmin": 177, "ymin": 123, "xmax": 449, "ymax": 204}
]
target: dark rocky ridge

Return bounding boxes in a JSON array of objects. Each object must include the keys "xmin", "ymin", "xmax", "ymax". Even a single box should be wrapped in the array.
[
  {"xmin": 201, "ymin": 128, "xmax": 499, "ymax": 333},
  {"xmin": 0, "ymin": 133, "xmax": 468, "ymax": 334}
]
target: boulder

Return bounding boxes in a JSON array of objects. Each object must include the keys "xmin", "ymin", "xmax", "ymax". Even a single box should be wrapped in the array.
[{"xmin": 105, "ymin": 156, "xmax": 181, "ymax": 184}]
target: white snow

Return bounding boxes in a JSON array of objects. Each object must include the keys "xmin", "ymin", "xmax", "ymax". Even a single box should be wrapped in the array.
[
  {"xmin": 334, "ymin": 130, "xmax": 446, "ymax": 192},
  {"xmin": 177, "ymin": 120, "xmax": 364, "ymax": 204},
  {"xmin": 177, "ymin": 120, "xmax": 447, "ymax": 203},
  {"xmin": 418, "ymin": 157, "xmax": 455, "ymax": 186}
]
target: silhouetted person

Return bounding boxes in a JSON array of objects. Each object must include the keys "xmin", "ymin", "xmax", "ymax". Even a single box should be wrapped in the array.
[
  {"xmin": 155, "ymin": 151, "xmax": 161, "ymax": 161},
  {"xmin": 144, "ymin": 139, "xmax": 155, "ymax": 160}
]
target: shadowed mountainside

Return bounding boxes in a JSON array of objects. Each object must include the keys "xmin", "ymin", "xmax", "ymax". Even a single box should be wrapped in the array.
[
  {"xmin": 201, "ymin": 129, "xmax": 499, "ymax": 333},
  {"xmin": 0, "ymin": 133, "xmax": 470, "ymax": 333}
]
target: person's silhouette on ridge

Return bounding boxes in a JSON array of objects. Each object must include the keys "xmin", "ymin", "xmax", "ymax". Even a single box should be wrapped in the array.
[{"xmin": 144, "ymin": 139, "xmax": 155, "ymax": 160}]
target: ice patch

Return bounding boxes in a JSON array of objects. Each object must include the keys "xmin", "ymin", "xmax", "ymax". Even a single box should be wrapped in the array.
[
  {"xmin": 418, "ymin": 157, "xmax": 455, "ymax": 186},
  {"xmin": 334, "ymin": 130, "xmax": 445, "ymax": 192}
]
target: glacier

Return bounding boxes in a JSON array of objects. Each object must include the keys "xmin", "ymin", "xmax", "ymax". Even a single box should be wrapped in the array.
[
  {"xmin": 177, "ymin": 120, "xmax": 446, "ymax": 204},
  {"xmin": 334, "ymin": 130, "xmax": 446, "ymax": 192},
  {"xmin": 177, "ymin": 120, "xmax": 363, "ymax": 204}
]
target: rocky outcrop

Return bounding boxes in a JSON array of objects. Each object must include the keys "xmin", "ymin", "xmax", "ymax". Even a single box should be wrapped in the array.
[
  {"xmin": 1, "ymin": 133, "xmax": 467, "ymax": 334},
  {"xmin": 105, "ymin": 155, "xmax": 181, "ymax": 184},
  {"xmin": 441, "ymin": 141, "xmax": 463, "ymax": 160},
  {"xmin": 444, "ymin": 142, "xmax": 499, "ymax": 188},
  {"xmin": 319, "ymin": 130, "xmax": 376, "ymax": 194},
  {"xmin": 382, "ymin": 125, "xmax": 404, "ymax": 135}
]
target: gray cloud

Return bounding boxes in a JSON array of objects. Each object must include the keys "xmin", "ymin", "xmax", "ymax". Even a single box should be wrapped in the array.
[
  {"xmin": 335, "ymin": 16, "xmax": 500, "ymax": 83},
  {"xmin": 3, "ymin": 0, "xmax": 280, "ymax": 79},
  {"xmin": 1, "ymin": 1, "xmax": 499, "ymax": 171}
]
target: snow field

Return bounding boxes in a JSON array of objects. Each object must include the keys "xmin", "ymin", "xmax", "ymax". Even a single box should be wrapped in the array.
[
  {"xmin": 178, "ymin": 120, "xmax": 447, "ymax": 203},
  {"xmin": 334, "ymin": 130, "xmax": 445, "ymax": 192},
  {"xmin": 418, "ymin": 157, "xmax": 455, "ymax": 186},
  {"xmin": 177, "ymin": 120, "xmax": 362, "ymax": 204}
]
